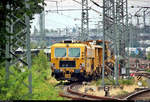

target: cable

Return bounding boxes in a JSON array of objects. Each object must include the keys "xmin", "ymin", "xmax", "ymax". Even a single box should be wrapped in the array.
[
  {"xmin": 45, "ymin": 10, "xmax": 81, "ymax": 21},
  {"xmin": 72, "ymin": 0, "xmax": 101, "ymax": 14},
  {"xmin": 44, "ymin": 14, "xmax": 79, "ymax": 28},
  {"xmin": 90, "ymin": 0, "xmax": 103, "ymax": 8}
]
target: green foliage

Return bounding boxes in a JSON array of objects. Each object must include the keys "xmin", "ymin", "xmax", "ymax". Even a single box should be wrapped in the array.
[
  {"xmin": 30, "ymin": 42, "xmax": 38, "ymax": 49},
  {"xmin": 118, "ymin": 78, "xmax": 134, "ymax": 85},
  {"xmin": 33, "ymin": 50, "xmax": 49, "ymax": 71},
  {"xmin": 0, "ymin": 64, "xmax": 6, "ymax": 99},
  {"xmin": 147, "ymin": 52, "xmax": 150, "ymax": 60},
  {"xmin": 104, "ymin": 78, "xmax": 115, "ymax": 85},
  {"xmin": 95, "ymin": 79, "xmax": 101, "ymax": 86},
  {"xmin": 0, "ymin": 0, "xmax": 65, "ymax": 100},
  {"xmin": 141, "ymin": 80, "xmax": 148, "ymax": 87},
  {"xmin": 95, "ymin": 78, "xmax": 134, "ymax": 86},
  {"xmin": 95, "ymin": 78, "xmax": 115, "ymax": 86},
  {"xmin": 38, "ymin": 41, "xmax": 47, "ymax": 49},
  {"xmin": 0, "ymin": 0, "xmax": 45, "ymax": 62},
  {"xmin": 31, "ymin": 51, "xmax": 65, "ymax": 100},
  {"xmin": 0, "ymin": 65, "xmax": 29, "ymax": 100},
  {"xmin": 0, "ymin": 51, "xmax": 65, "ymax": 100},
  {"xmin": 116, "ymin": 90, "xmax": 129, "ymax": 97},
  {"xmin": 146, "ymin": 69, "xmax": 150, "ymax": 72}
]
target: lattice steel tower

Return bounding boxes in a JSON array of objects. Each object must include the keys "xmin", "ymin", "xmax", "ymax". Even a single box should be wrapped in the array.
[
  {"xmin": 115, "ymin": 0, "xmax": 129, "ymax": 77},
  {"xmin": 102, "ymin": 0, "xmax": 129, "ymax": 85},
  {"xmin": 5, "ymin": 0, "xmax": 32, "ymax": 99},
  {"xmin": 81, "ymin": 0, "xmax": 89, "ymax": 41},
  {"xmin": 102, "ymin": 0, "xmax": 118, "ymax": 86}
]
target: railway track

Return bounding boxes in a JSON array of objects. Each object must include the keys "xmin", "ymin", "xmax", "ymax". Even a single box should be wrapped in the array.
[
  {"xmin": 134, "ymin": 71, "xmax": 150, "ymax": 77},
  {"xmin": 59, "ymin": 83, "xmax": 122, "ymax": 100},
  {"xmin": 123, "ymin": 88, "xmax": 150, "ymax": 100},
  {"xmin": 59, "ymin": 82, "xmax": 150, "ymax": 100},
  {"xmin": 58, "ymin": 60, "xmax": 150, "ymax": 100}
]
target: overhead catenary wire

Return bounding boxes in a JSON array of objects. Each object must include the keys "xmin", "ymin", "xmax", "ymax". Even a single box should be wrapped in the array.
[
  {"xmin": 90, "ymin": 0, "xmax": 103, "ymax": 8},
  {"xmin": 46, "ymin": 8, "xmax": 90, "ymax": 12},
  {"xmin": 42, "ymin": 0, "xmax": 103, "ymax": 33},
  {"xmin": 72, "ymin": 0, "xmax": 101, "ymax": 14}
]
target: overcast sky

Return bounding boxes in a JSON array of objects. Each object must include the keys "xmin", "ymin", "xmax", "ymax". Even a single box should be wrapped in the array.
[{"xmin": 30, "ymin": 0, "xmax": 150, "ymax": 33}]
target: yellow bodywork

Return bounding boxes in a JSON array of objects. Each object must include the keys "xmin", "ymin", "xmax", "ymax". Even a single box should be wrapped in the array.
[
  {"xmin": 50, "ymin": 40, "xmax": 115, "ymax": 81},
  {"xmin": 51, "ymin": 43, "xmax": 85, "ymax": 74}
]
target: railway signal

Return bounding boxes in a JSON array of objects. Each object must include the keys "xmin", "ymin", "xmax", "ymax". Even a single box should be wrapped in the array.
[{"xmin": 104, "ymin": 86, "xmax": 110, "ymax": 96}]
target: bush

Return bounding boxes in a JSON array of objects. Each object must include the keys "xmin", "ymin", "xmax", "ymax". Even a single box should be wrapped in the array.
[
  {"xmin": 0, "ymin": 50, "xmax": 65, "ymax": 100},
  {"xmin": 95, "ymin": 77, "xmax": 135, "ymax": 86},
  {"xmin": 117, "ymin": 90, "xmax": 129, "ymax": 97},
  {"xmin": 146, "ymin": 69, "xmax": 150, "ymax": 72},
  {"xmin": 30, "ymin": 50, "xmax": 65, "ymax": 100},
  {"xmin": 147, "ymin": 52, "xmax": 150, "ymax": 60},
  {"xmin": 0, "ymin": 65, "xmax": 29, "ymax": 100},
  {"xmin": 118, "ymin": 78, "xmax": 134, "ymax": 85},
  {"xmin": 95, "ymin": 78, "xmax": 115, "ymax": 86},
  {"xmin": 32, "ymin": 50, "xmax": 49, "ymax": 71}
]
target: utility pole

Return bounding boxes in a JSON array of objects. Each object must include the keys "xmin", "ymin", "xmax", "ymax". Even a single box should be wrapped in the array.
[
  {"xmin": 126, "ymin": 0, "xmax": 130, "ymax": 78},
  {"xmin": 115, "ymin": 0, "xmax": 129, "ymax": 79},
  {"xmin": 102, "ymin": 0, "xmax": 129, "ymax": 85},
  {"xmin": 114, "ymin": 0, "xmax": 119, "ymax": 85},
  {"xmin": 39, "ymin": 6, "xmax": 45, "ymax": 48},
  {"xmin": 25, "ymin": 0, "xmax": 32, "ymax": 98},
  {"xmin": 102, "ymin": 0, "xmax": 105, "ymax": 86},
  {"xmin": 5, "ymin": 0, "xmax": 32, "ymax": 99},
  {"xmin": 81, "ymin": 0, "xmax": 89, "ymax": 41},
  {"xmin": 143, "ymin": 10, "xmax": 146, "ymax": 28},
  {"xmin": 129, "ymin": 14, "xmax": 133, "ymax": 48},
  {"xmin": 5, "ymin": 3, "xmax": 11, "ymax": 85},
  {"xmin": 102, "ymin": 0, "xmax": 120, "ymax": 86}
]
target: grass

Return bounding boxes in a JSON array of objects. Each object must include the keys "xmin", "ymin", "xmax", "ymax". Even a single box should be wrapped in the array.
[
  {"xmin": 2, "ymin": 50, "xmax": 148, "ymax": 100},
  {"xmin": 94, "ymin": 77, "xmax": 135, "ymax": 86},
  {"xmin": 95, "ymin": 78, "xmax": 115, "ymax": 86},
  {"xmin": 0, "ymin": 50, "xmax": 67, "ymax": 100},
  {"xmin": 146, "ymin": 69, "xmax": 150, "ymax": 73},
  {"xmin": 115, "ymin": 90, "xmax": 129, "ymax": 97},
  {"xmin": 31, "ymin": 70, "xmax": 65, "ymax": 100},
  {"xmin": 30, "ymin": 51, "xmax": 67, "ymax": 100},
  {"xmin": 118, "ymin": 78, "xmax": 135, "ymax": 85}
]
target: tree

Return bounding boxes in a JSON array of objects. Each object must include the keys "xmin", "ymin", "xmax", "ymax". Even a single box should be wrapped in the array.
[
  {"xmin": 0, "ymin": 0, "xmax": 46, "ymax": 100},
  {"xmin": 0, "ymin": 0, "xmax": 45, "ymax": 63},
  {"xmin": 147, "ymin": 52, "xmax": 150, "ymax": 60}
]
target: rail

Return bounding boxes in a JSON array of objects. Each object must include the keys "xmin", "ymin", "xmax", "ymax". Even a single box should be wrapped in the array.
[{"xmin": 59, "ymin": 83, "xmax": 123, "ymax": 100}]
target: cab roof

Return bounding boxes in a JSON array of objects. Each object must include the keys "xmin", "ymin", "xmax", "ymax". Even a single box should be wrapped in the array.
[{"xmin": 51, "ymin": 43, "xmax": 86, "ymax": 48}]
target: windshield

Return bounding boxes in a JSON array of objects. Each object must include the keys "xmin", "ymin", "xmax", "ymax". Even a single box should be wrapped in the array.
[
  {"xmin": 69, "ymin": 48, "xmax": 80, "ymax": 57},
  {"xmin": 55, "ymin": 48, "xmax": 66, "ymax": 57}
]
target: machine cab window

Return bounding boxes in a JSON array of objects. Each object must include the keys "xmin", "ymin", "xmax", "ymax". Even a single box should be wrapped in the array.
[
  {"xmin": 68, "ymin": 48, "xmax": 80, "ymax": 57},
  {"xmin": 55, "ymin": 48, "xmax": 66, "ymax": 57}
]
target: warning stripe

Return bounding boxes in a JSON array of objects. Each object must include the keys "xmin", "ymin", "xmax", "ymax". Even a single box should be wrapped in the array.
[
  {"xmin": 137, "ymin": 73, "xmax": 143, "ymax": 80},
  {"xmin": 137, "ymin": 76, "xmax": 142, "ymax": 80}
]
